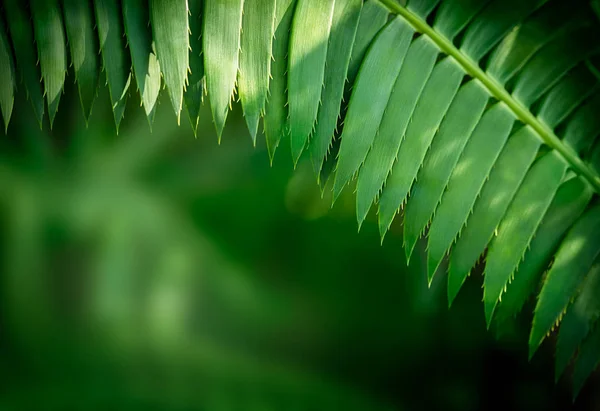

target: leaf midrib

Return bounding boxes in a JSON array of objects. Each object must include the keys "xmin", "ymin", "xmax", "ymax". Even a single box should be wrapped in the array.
[{"xmin": 376, "ymin": 0, "xmax": 600, "ymax": 194}]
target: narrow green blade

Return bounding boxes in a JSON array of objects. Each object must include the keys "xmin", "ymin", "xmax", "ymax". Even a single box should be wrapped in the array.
[
  {"xmin": 63, "ymin": 0, "xmax": 101, "ymax": 121},
  {"xmin": 486, "ymin": 1, "xmax": 586, "ymax": 86},
  {"xmin": 94, "ymin": 0, "xmax": 132, "ymax": 132},
  {"xmin": 483, "ymin": 151, "xmax": 567, "ymax": 325},
  {"xmin": 386, "ymin": 56, "xmax": 463, "ymax": 247},
  {"xmin": 398, "ymin": 80, "xmax": 488, "ymax": 244},
  {"xmin": 427, "ymin": 104, "xmax": 514, "ymax": 281},
  {"xmin": 358, "ymin": 36, "xmax": 441, "ymax": 228},
  {"xmin": 185, "ymin": 0, "xmax": 205, "ymax": 134},
  {"xmin": 309, "ymin": 0, "xmax": 361, "ymax": 177},
  {"xmin": 150, "ymin": 0, "xmax": 190, "ymax": 122},
  {"xmin": 494, "ymin": 177, "xmax": 593, "ymax": 325},
  {"xmin": 562, "ymin": 93, "xmax": 600, "ymax": 154},
  {"xmin": 30, "ymin": 0, "xmax": 67, "ymax": 127},
  {"xmin": 346, "ymin": 0, "xmax": 388, "ymax": 85},
  {"xmin": 433, "ymin": 0, "xmax": 488, "ymax": 41},
  {"xmin": 238, "ymin": 0, "xmax": 277, "ymax": 142},
  {"xmin": 573, "ymin": 321, "xmax": 600, "ymax": 398},
  {"xmin": 203, "ymin": 0, "xmax": 244, "ymax": 140},
  {"xmin": 332, "ymin": 18, "xmax": 414, "ymax": 201},
  {"xmin": 263, "ymin": 0, "xmax": 295, "ymax": 162},
  {"xmin": 460, "ymin": 0, "xmax": 547, "ymax": 62},
  {"xmin": 0, "ymin": 16, "xmax": 16, "ymax": 132},
  {"xmin": 513, "ymin": 27, "xmax": 600, "ymax": 107},
  {"xmin": 556, "ymin": 260, "xmax": 600, "ymax": 380},
  {"xmin": 537, "ymin": 64, "xmax": 598, "ymax": 129},
  {"xmin": 274, "ymin": 0, "xmax": 293, "ymax": 26},
  {"xmin": 288, "ymin": 0, "xmax": 336, "ymax": 164},
  {"xmin": 529, "ymin": 205, "xmax": 600, "ymax": 358},
  {"xmin": 4, "ymin": 0, "xmax": 45, "ymax": 126},
  {"xmin": 406, "ymin": 0, "xmax": 439, "ymax": 18},
  {"xmin": 447, "ymin": 127, "xmax": 541, "ymax": 306},
  {"xmin": 123, "ymin": 0, "xmax": 162, "ymax": 122}
]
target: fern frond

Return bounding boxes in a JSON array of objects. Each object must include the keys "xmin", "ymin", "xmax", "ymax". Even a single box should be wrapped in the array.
[{"xmin": 2, "ymin": 0, "xmax": 600, "ymax": 396}]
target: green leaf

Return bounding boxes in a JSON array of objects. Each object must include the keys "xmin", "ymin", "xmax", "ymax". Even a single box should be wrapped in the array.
[
  {"xmin": 537, "ymin": 64, "xmax": 599, "ymax": 129},
  {"xmin": 562, "ymin": 93, "xmax": 600, "ymax": 154},
  {"xmin": 356, "ymin": 37, "xmax": 441, "ymax": 228},
  {"xmin": 274, "ymin": 0, "xmax": 293, "ymax": 26},
  {"xmin": 512, "ymin": 26, "xmax": 600, "ymax": 107},
  {"xmin": 529, "ymin": 205, "xmax": 600, "ymax": 358},
  {"xmin": 4, "ymin": 0, "xmax": 600, "ymax": 395},
  {"xmin": 30, "ymin": 0, "xmax": 68, "ymax": 128},
  {"xmin": 447, "ymin": 127, "xmax": 541, "ymax": 306},
  {"xmin": 398, "ymin": 80, "xmax": 488, "ymax": 245},
  {"xmin": 459, "ymin": 0, "xmax": 547, "ymax": 62},
  {"xmin": 309, "ymin": 0, "xmax": 361, "ymax": 177},
  {"xmin": 238, "ymin": 0, "xmax": 277, "ymax": 142},
  {"xmin": 94, "ymin": 0, "xmax": 132, "ymax": 132},
  {"xmin": 203, "ymin": 0, "xmax": 244, "ymax": 140},
  {"xmin": 185, "ymin": 0, "xmax": 206, "ymax": 134},
  {"xmin": 494, "ymin": 177, "xmax": 593, "ymax": 325},
  {"xmin": 432, "ymin": 0, "xmax": 487, "ymax": 40},
  {"xmin": 288, "ymin": 0, "xmax": 336, "ymax": 164},
  {"xmin": 263, "ymin": 0, "xmax": 295, "ymax": 162},
  {"xmin": 357, "ymin": 37, "xmax": 441, "ymax": 228},
  {"xmin": 62, "ymin": 0, "xmax": 101, "ymax": 121},
  {"xmin": 555, "ymin": 260, "xmax": 600, "ymax": 381},
  {"xmin": 0, "ymin": 15, "xmax": 16, "ymax": 132},
  {"xmin": 345, "ymin": 0, "xmax": 388, "ymax": 86},
  {"xmin": 332, "ymin": 18, "xmax": 414, "ymax": 201},
  {"xmin": 486, "ymin": 1, "xmax": 587, "ymax": 86},
  {"xmin": 150, "ymin": 0, "xmax": 190, "ymax": 122},
  {"xmin": 123, "ymin": 0, "xmax": 162, "ymax": 123},
  {"xmin": 407, "ymin": 0, "xmax": 439, "ymax": 18},
  {"xmin": 483, "ymin": 151, "xmax": 567, "ymax": 325},
  {"xmin": 426, "ymin": 104, "xmax": 514, "ymax": 281},
  {"xmin": 3, "ymin": 0, "xmax": 45, "ymax": 126},
  {"xmin": 573, "ymin": 321, "xmax": 600, "ymax": 398}
]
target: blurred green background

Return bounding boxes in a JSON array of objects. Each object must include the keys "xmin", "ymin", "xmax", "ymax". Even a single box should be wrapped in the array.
[{"xmin": 0, "ymin": 80, "xmax": 599, "ymax": 411}]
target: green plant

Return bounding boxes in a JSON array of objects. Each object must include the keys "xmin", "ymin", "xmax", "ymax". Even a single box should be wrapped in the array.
[{"xmin": 1, "ymin": 0, "xmax": 599, "ymax": 398}]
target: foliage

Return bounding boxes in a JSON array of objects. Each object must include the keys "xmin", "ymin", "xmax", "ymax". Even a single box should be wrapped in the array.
[{"xmin": 1, "ymin": 0, "xmax": 600, "ymax": 398}]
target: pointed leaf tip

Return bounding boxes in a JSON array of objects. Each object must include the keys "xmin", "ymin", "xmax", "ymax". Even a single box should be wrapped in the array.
[
  {"xmin": 288, "ymin": 0, "xmax": 336, "ymax": 166},
  {"xmin": 239, "ymin": 0, "xmax": 276, "ymax": 143},
  {"xmin": 484, "ymin": 299, "xmax": 497, "ymax": 330},
  {"xmin": 529, "ymin": 205, "xmax": 600, "ymax": 363},
  {"xmin": 94, "ymin": 0, "xmax": 132, "ymax": 130},
  {"xmin": 150, "ymin": 0, "xmax": 189, "ymax": 118},
  {"xmin": 447, "ymin": 266, "xmax": 467, "ymax": 308},
  {"xmin": 123, "ymin": 0, "xmax": 161, "ymax": 121},
  {"xmin": 31, "ymin": 0, "xmax": 67, "ymax": 126},
  {"xmin": 63, "ymin": 0, "xmax": 101, "ymax": 121},
  {"xmin": 0, "ymin": 16, "xmax": 16, "ymax": 132},
  {"xmin": 204, "ymin": 0, "xmax": 243, "ymax": 140},
  {"xmin": 4, "ymin": 0, "xmax": 45, "ymax": 126}
]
